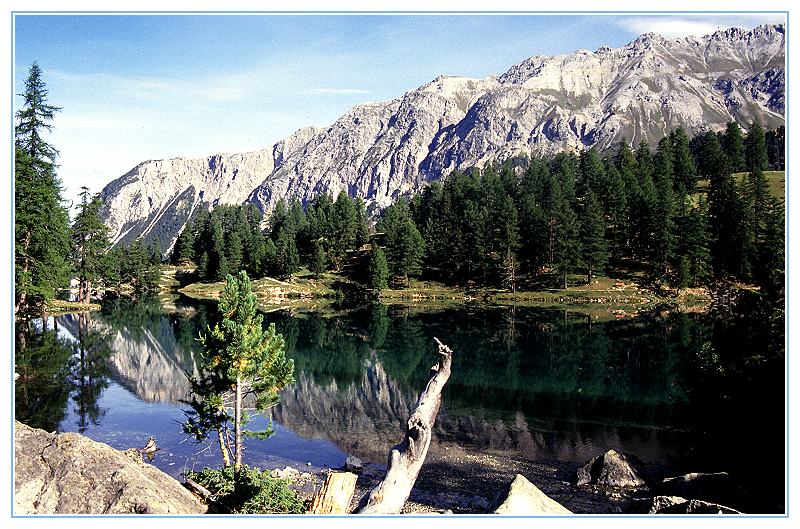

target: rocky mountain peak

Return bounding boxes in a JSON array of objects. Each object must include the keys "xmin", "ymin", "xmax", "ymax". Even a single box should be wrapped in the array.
[{"xmin": 100, "ymin": 23, "xmax": 784, "ymax": 252}]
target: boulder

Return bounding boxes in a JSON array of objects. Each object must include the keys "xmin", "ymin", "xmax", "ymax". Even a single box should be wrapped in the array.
[
  {"xmin": 269, "ymin": 466, "xmax": 301, "ymax": 480},
  {"xmin": 576, "ymin": 449, "xmax": 646, "ymax": 488},
  {"xmin": 656, "ymin": 499, "xmax": 742, "ymax": 514},
  {"xmin": 492, "ymin": 474, "xmax": 572, "ymax": 515},
  {"xmin": 653, "ymin": 472, "xmax": 745, "ymax": 509},
  {"xmin": 14, "ymin": 421, "xmax": 206, "ymax": 514},
  {"xmin": 344, "ymin": 454, "xmax": 363, "ymax": 474},
  {"xmin": 627, "ymin": 495, "xmax": 689, "ymax": 513}
]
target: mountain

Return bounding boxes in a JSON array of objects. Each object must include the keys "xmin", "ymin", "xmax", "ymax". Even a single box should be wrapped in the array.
[{"xmin": 100, "ymin": 23, "xmax": 785, "ymax": 252}]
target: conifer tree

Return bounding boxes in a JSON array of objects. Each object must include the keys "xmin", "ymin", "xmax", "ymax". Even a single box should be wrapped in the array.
[
  {"xmin": 311, "ymin": 240, "xmax": 327, "ymax": 278},
  {"xmin": 579, "ymin": 190, "xmax": 607, "ymax": 283},
  {"xmin": 149, "ymin": 236, "xmax": 162, "ymax": 265},
  {"xmin": 745, "ymin": 121, "xmax": 769, "ymax": 173},
  {"xmin": 182, "ymin": 271, "xmax": 294, "ymax": 474},
  {"xmin": 70, "ymin": 188, "xmax": 111, "ymax": 303},
  {"xmin": 722, "ymin": 122, "xmax": 746, "ymax": 173},
  {"xmin": 765, "ymin": 125, "xmax": 785, "ymax": 170},
  {"xmin": 756, "ymin": 197, "xmax": 785, "ymax": 298},
  {"xmin": 14, "ymin": 62, "xmax": 71, "ymax": 316},
  {"xmin": 686, "ymin": 197, "xmax": 713, "ymax": 285},
  {"xmin": 670, "ymin": 127, "xmax": 696, "ymax": 194},
  {"xmin": 367, "ymin": 244, "xmax": 389, "ymax": 291},
  {"xmin": 262, "ymin": 239, "xmax": 277, "ymax": 277},
  {"xmin": 275, "ymin": 229, "xmax": 299, "ymax": 279},
  {"xmin": 396, "ymin": 218, "xmax": 425, "ymax": 287},
  {"xmin": 354, "ymin": 197, "xmax": 370, "ymax": 249},
  {"xmin": 701, "ymin": 131, "xmax": 745, "ymax": 278},
  {"xmin": 225, "ymin": 231, "xmax": 244, "ymax": 275},
  {"xmin": 549, "ymin": 181, "xmax": 581, "ymax": 289},
  {"xmin": 330, "ymin": 191, "xmax": 357, "ymax": 270},
  {"xmin": 604, "ymin": 161, "xmax": 628, "ymax": 262},
  {"xmin": 172, "ymin": 222, "xmax": 196, "ymax": 264},
  {"xmin": 651, "ymin": 137, "xmax": 677, "ymax": 280}
]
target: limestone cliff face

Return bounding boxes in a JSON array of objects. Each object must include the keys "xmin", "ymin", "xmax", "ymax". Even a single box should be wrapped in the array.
[
  {"xmin": 100, "ymin": 127, "xmax": 320, "ymax": 252},
  {"xmin": 100, "ymin": 24, "xmax": 784, "ymax": 249}
]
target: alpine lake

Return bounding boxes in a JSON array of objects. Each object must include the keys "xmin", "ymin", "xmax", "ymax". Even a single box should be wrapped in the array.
[{"xmin": 14, "ymin": 292, "xmax": 785, "ymax": 513}]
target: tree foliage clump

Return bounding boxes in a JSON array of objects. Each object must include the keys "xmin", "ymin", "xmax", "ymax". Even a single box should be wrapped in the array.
[{"xmin": 184, "ymin": 465, "xmax": 306, "ymax": 514}]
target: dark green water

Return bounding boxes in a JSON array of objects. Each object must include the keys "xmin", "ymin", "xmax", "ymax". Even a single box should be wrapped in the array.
[{"xmin": 14, "ymin": 295, "xmax": 785, "ymax": 512}]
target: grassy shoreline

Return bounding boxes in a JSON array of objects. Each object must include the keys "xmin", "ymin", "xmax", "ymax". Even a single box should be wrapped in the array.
[{"xmin": 175, "ymin": 269, "xmax": 712, "ymax": 319}]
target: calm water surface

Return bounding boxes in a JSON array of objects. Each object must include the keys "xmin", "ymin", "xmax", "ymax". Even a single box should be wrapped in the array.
[{"xmin": 14, "ymin": 296, "xmax": 785, "ymax": 512}]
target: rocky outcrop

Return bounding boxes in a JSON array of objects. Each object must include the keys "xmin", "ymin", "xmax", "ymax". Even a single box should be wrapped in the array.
[
  {"xmin": 576, "ymin": 449, "xmax": 646, "ymax": 488},
  {"xmin": 491, "ymin": 474, "xmax": 572, "ymax": 515},
  {"xmin": 100, "ymin": 127, "xmax": 319, "ymax": 253},
  {"xmin": 14, "ymin": 421, "xmax": 206, "ymax": 514},
  {"xmin": 99, "ymin": 24, "xmax": 784, "ymax": 251}
]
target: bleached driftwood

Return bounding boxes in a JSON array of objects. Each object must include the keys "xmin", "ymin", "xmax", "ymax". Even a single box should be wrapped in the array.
[
  {"xmin": 357, "ymin": 337, "xmax": 454, "ymax": 514},
  {"xmin": 308, "ymin": 471, "xmax": 358, "ymax": 514}
]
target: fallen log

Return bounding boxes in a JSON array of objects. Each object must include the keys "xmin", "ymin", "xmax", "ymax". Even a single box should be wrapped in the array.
[
  {"xmin": 357, "ymin": 337, "xmax": 454, "ymax": 514},
  {"xmin": 308, "ymin": 471, "xmax": 358, "ymax": 514},
  {"xmin": 184, "ymin": 477, "xmax": 231, "ymax": 513}
]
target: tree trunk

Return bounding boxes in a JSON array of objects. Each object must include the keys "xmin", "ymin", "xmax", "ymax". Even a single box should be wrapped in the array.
[
  {"xmin": 217, "ymin": 428, "xmax": 231, "ymax": 467},
  {"xmin": 234, "ymin": 376, "xmax": 243, "ymax": 473},
  {"xmin": 356, "ymin": 338, "xmax": 454, "ymax": 514},
  {"xmin": 308, "ymin": 472, "xmax": 358, "ymax": 514}
]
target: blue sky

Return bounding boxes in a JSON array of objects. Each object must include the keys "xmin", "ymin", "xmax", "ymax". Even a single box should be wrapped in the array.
[{"xmin": 13, "ymin": 13, "xmax": 786, "ymax": 212}]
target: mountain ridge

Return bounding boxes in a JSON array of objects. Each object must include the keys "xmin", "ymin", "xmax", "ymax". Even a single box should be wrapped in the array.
[{"xmin": 99, "ymin": 23, "xmax": 785, "ymax": 252}]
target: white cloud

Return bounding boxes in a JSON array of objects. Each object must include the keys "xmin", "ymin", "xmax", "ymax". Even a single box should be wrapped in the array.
[
  {"xmin": 616, "ymin": 14, "xmax": 786, "ymax": 39},
  {"xmin": 305, "ymin": 88, "xmax": 372, "ymax": 95},
  {"xmin": 49, "ymin": 70, "xmax": 254, "ymax": 103}
]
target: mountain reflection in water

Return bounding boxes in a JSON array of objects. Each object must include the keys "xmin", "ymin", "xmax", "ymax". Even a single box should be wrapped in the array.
[{"xmin": 14, "ymin": 295, "xmax": 785, "ymax": 512}]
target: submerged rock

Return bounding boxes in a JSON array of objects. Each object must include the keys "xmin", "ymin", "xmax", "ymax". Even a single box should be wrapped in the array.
[
  {"xmin": 656, "ymin": 498, "xmax": 742, "ymax": 514},
  {"xmin": 576, "ymin": 449, "xmax": 646, "ymax": 488},
  {"xmin": 13, "ymin": 421, "xmax": 206, "ymax": 514},
  {"xmin": 345, "ymin": 454, "xmax": 363, "ymax": 474},
  {"xmin": 653, "ymin": 472, "xmax": 745, "ymax": 509},
  {"xmin": 491, "ymin": 474, "xmax": 572, "ymax": 515},
  {"xmin": 627, "ymin": 495, "xmax": 742, "ymax": 514}
]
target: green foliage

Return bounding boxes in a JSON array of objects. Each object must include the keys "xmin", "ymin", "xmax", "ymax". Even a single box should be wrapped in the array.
[
  {"xmin": 14, "ymin": 63, "xmax": 71, "ymax": 316},
  {"xmin": 367, "ymin": 244, "xmax": 389, "ymax": 291},
  {"xmin": 14, "ymin": 327, "xmax": 74, "ymax": 431},
  {"xmin": 764, "ymin": 125, "xmax": 784, "ymax": 170},
  {"xmin": 172, "ymin": 222, "xmax": 196, "ymax": 264},
  {"xmin": 744, "ymin": 121, "xmax": 769, "ymax": 173},
  {"xmin": 579, "ymin": 190, "xmax": 608, "ymax": 283},
  {"xmin": 182, "ymin": 271, "xmax": 294, "ymax": 468},
  {"xmin": 310, "ymin": 240, "xmax": 327, "ymax": 278},
  {"xmin": 184, "ymin": 466, "xmax": 306, "ymax": 514},
  {"xmin": 722, "ymin": 122, "xmax": 746, "ymax": 173},
  {"xmin": 110, "ymin": 238, "xmax": 162, "ymax": 294},
  {"xmin": 379, "ymin": 202, "xmax": 425, "ymax": 287},
  {"xmin": 71, "ymin": 188, "xmax": 111, "ymax": 303}
]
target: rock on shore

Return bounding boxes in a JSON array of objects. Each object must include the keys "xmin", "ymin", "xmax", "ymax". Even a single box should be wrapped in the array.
[{"xmin": 14, "ymin": 421, "xmax": 206, "ymax": 514}]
